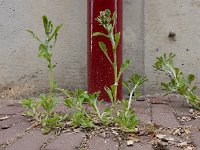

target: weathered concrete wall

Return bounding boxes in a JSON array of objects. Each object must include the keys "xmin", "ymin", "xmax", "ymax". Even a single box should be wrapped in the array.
[
  {"xmin": 0, "ymin": 0, "xmax": 144, "ymax": 97},
  {"xmin": 0, "ymin": 0, "xmax": 88, "ymax": 95},
  {"xmin": 0, "ymin": 0, "xmax": 200, "ymax": 97},
  {"xmin": 123, "ymin": 0, "xmax": 145, "ymax": 84}
]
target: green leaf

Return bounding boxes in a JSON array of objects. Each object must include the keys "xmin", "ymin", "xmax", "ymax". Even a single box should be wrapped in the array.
[
  {"xmin": 107, "ymin": 24, "xmax": 113, "ymax": 32},
  {"xmin": 52, "ymin": 80, "xmax": 57, "ymax": 89},
  {"xmin": 104, "ymin": 86, "xmax": 114, "ymax": 104},
  {"xmin": 169, "ymin": 53, "xmax": 176, "ymax": 59},
  {"xmin": 122, "ymin": 81, "xmax": 131, "ymax": 93},
  {"xmin": 135, "ymin": 90, "xmax": 141, "ymax": 98},
  {"xmin": 48, "ymin": 21, "xmax": 53, "ymax": 34},
  {"xmin": 114, "ymin": 109, "xmax": 139, "ymax": 133},
  {"xmin": 114, "ymin": 32, "xmax": 120, "ymax": 48},
  {"xmin": 174, "ymin": 68, "xmax": 180, "ymax": 76},
  {"xmin": 41, "ymin": 127, "xmax": 51, "ymax": 134},
  {"xmin": 64, "ymin": 98, "xmax": 74, "ymax": 108},
  {"xmin": 121, "ymin": 99, "xmax": 128, "ymax": 111},
  {"xmin": 161, "ymin": 82, "xmax": 171, "ymax": 91},
  {"xmin": 178, "ymin": 86, "xmax": 187, "ymax": 95},
  {"xmin": 191, "ymin": 86, "xmax": 197, "ymax": 92},
  {"xmin": 92, "ymin": 32, "xmax": 108, "ymax": 38},
  {"xmin": 112, "ymin": 11, "xmax": 117, "ymax": 22},
  {"xmin": 111, "ymin": 84, "xmax": 117, "ymax": 96},
  {"xmin": 42, "ymin": 16, "xmax": 48, "ymax": 34},
  {"xmin": 57, "ymin": 88, "xmax": 73, "ymax": 97},
  {"xmin": 27, "ymin": 30, "xmax": 41, "ymax": 43},
  {"xmin": 52, "ymin": 64, "xmax": 56, "ymax": 68},
  {"xmin": 98, "ymin": 41, "xmax": 113, "ymax": 65},
  {"xmin": 103, "ymin": 107, "xmax": 111, "ymax": 114},
  {"xmin": 118, "ymin": 59, "xmax": 131, "ymax": 81},
  {"xmin": 20, "ymin": 98, "xmax": 34, "ymax": 109},
  {"xmin": 188, "ymin": 74, "xmax": 195, "ymax": 84},
  {"xmin": 179, "ymin": 78, "xmax": 186, "ymax": 86},
  {"xmin": 171, "ymin": 79, "xmax": 176, "ymax": 86},
  {"xmin": 22, "ymin": 112, "xmax": 34, "ymax": 117},
  {"xmin": 38, "ymin": 44, "xmax": 48, "ymax": 57},
  {"xmin": 70, "ymin": 112, "xmax": 94, "ymax": 128},
  {"xmin": 38, "ymin": 44, "xmax": 51, "ymax": 61},
  {"xmin": 48, "ymin": 24, "xmax": 62, "ymax": 42},
  {"xmin": 101, "ymin": 108, "xmax": 112, "ymax": 125},
  {"xmin": 99, "ymin": 42, "xmax": 107, "ymax": 54},
  {"xmin": 40, "ymin": 94, "xmax": 58, "ymax": 115},
  {"xmin": 98, "ymin": 41, "xmax": 113, "ymax": 64},
  {"xmin": 105, "ymin": 9, "xmax": 111, "ymax": 16}
]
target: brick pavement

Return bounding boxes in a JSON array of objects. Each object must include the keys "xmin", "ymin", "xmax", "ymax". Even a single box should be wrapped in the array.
[{"xmin": 0, "ymin": 95, "xmax": 199, "ymax": 150}]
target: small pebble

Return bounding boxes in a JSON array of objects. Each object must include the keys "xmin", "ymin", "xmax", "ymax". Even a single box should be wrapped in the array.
[
  {"xmin": 156, "ymin": 134, "xmax": 166, "ymax": 139},
  {"xmin": 127, "ymin": 140, "xmax": 134, "ymax": 146},
  {"xmin": 1, "ymin": 125, "xmax": 10, "ymax": 129},
  {"xmin": 178, "ymin": 142, "xmax": 188, "ymax": 147},
  {"xmin": 186, "ymin": 146, "xmax": 193, "ymax": 150},
  {"xmin": 165, "ymin": 137, "xmax": 175, "ymax": 141},
  {"xmin": 189, "ymin": 109, "xmax": 194, "ymax": 114}
]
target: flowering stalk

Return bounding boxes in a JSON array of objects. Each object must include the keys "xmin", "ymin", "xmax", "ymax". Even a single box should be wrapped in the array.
[{"xmin": 93, "ymin": 9, "xmax": 130, "ymax": 113}]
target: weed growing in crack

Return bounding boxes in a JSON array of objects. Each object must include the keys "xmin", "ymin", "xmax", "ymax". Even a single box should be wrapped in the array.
[
  {"xmin": 57, "ymin": 9, "xmax": 146, "ymax": 132},
  {"xmin": 92, "ymin": 9, "xmax": 147, "ymax": 132},
  {"xmin": 123, "ymin": 74, "xmax": 148, "ymax": 113},
  {"xmin": 154, "ymin": 53, "xmax": 200, "ymax": 110},
  {"xmin": 20, "ymin": 16, "xmax": 64, "ymax": 134},
  {"xmin": 27, "ymin": 16, "xmax": 62, "ymax": 96},
  {"xmin": 21, "ymin": 10, "xmax": 147, "ymax": 134},
  {"xmin": 58, "ymin": 88, "xmax": 112, "ymax": 128},
  {"xmin": 93, "ymin": 9, "xmax": 131, "ymax": 113},
  {"xmin": 61, "ymin": 89, "xmax": 95, "ymax": 128},
  {"xmin": 114, "ymin": 74, "xmax": 148, "ymax": 132}
]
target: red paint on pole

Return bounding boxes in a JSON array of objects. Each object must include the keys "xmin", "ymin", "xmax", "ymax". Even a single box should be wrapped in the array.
[{"xmin": 87, "ymin": 0, "xmax": 123, "ymax": 101}]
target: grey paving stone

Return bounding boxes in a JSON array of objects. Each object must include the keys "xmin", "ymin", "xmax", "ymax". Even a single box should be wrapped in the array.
[
  {"xmin": 5, "ymin": 129, "xmax": 54, "ymax": 150},
  {"xmin": 121, "ymin": 141, "xmax": 153, "ymax": 150},
  {"xmin": 133, "ymin": 100, "xmax": 151, "ymax": 124},
  {"xmin": 167, "ymin": 146, "xmax": 182, "ymax": 150},
  {"xmin": 88, "ymin": 136, "xmax": 119, "ymax": 150},
  {"xmin": 54, "ymin": 102, "xmax": 68, "ymax": 113},
  {"xmin": 0, "ymin": 105, "xmax": 24, "ymax": 115},
  {"xmin": 190, "ymin": 128, "xmax": 200, "ymax": 149},
  {"xmin": 45, "ymin": 132, "xmax": 85, "ymax": 150},
  {"xmin": 0, "ymin": 114, "xmax": 28, "ymax": 128},
  {"xmin": 149, "ymin": 96, "xmax": 169, "ymax": 104},
  {"xmin": 168, "ymin": 95, "xmax": 192, "ymax": 116},
  {"xmin": 0, "ymin": 122, "xmax": 30, "ymax": 145},
  {"xmin": 185, "ymin": 118, "xmax": 200, "ymax": 128},
  {"xmin": 152, "ymin": 104, "xmax": 180, "ymax": 128}
]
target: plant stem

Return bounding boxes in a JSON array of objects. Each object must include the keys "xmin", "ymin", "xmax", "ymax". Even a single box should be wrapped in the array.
[
  {"xmin": 93, "ymin": 104, "xmax": 102, "ymax": 120},
  {"xmin": 127, "ymin": 84, "xmax": 138, "ymax": 113},
  {"xmin": 113, "ymin": 50, "xmax": 118, "ymax": 114},
  {"xmin": 127, "ymin": 89, "xmax": 134, "ymax": 112},
  {"xmin": 75, "ymin": 106, "xmax": 94, "ymax": 122},
  {"xmin": 49, "ymin": 58, "xmax": 53, "ymax": 98}
]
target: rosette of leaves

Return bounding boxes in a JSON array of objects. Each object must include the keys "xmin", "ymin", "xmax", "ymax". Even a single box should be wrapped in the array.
[
  {"xmin": 114, "ymin": 101, "xmax": 139, "ymax": 132},
  {"xmin": 114, "ymin": 74, "xmax": 147, "ymax": 132},
  {"xmin": 21, "ymin": 94, "xmax": 66, "ymax": 134},
  {"xmin": 154, "ymin": 53, "xmax": 200, "ymax": 110},
  {"xmin": 59, "ymin": 88, "xmax": 112, "ymax": 127},
  {"xmin": 62, "ymin": 89, "xmax": 94, "ymax": 128}
]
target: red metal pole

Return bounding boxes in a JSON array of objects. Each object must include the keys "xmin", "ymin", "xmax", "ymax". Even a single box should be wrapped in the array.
[{"xmin": 87, "ymin": 0, "xmax": 123, "ymax": 101}]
